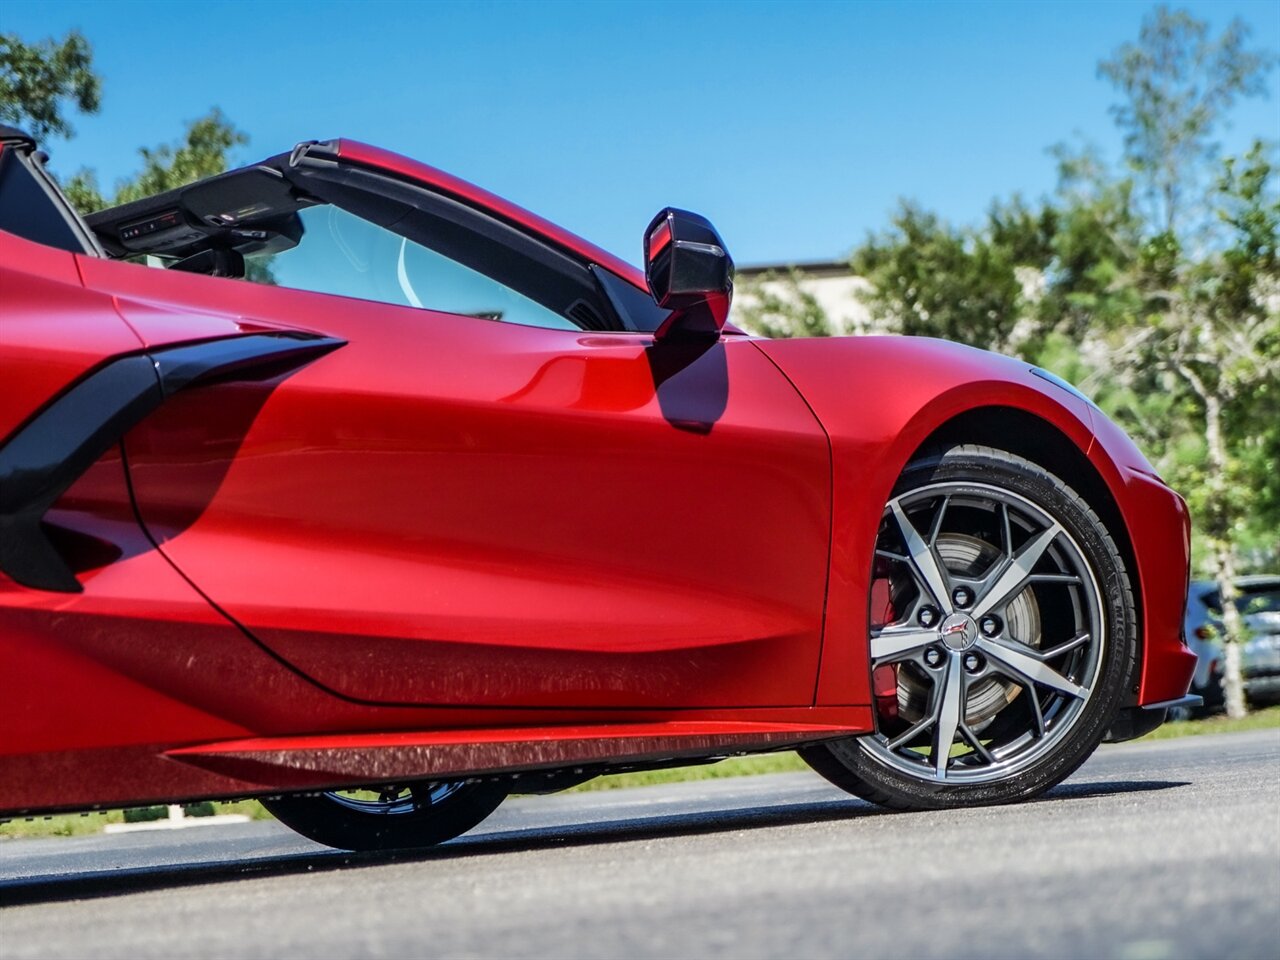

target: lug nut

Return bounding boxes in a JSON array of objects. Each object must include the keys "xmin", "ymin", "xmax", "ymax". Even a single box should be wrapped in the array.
[
  {"xmin": 918, "ymin": 606, "xmax": 940, "ymax": 628},
  {"xmin": 979, "ymin": 615, "xmax": 1001, "ymax": 637},
  {"xmin": 924, "ymin": 646, "xmax": 945, "ymax": 668},
  {"xmin": 952, "ymin": 586, "xmax": 974, "ymax": 608},
  {"xmin": 963, "ymin": 652, "xmax": 984, "ymax": 673}
]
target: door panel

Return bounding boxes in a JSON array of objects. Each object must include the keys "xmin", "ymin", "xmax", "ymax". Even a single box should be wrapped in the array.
[{"xmin": 83, "ymin": 256, "xmax": 833, "ymax": 708}]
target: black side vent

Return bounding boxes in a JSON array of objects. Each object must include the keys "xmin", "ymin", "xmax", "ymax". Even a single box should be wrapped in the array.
[
  {"xmin": 566, "ymin": 299, "xmax": 607, "ymax": 331},
  {"xmin": 0, "ymin": 333, "xmax": 345, "ymax": 593}
]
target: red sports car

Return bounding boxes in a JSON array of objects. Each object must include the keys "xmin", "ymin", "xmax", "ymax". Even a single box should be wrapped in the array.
[{"xmin": 0, "ymin": 125, "xmax": 1197, "ymax": 850}]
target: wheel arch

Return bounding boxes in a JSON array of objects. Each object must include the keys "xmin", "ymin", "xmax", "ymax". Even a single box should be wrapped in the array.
[
  {"xmin": 749, "ymin": 335, "xmax": 1186, "ymax": 709},
  {"xmin": 911, "ymin": 405, "xmax": 1145, "ymax": 706}
]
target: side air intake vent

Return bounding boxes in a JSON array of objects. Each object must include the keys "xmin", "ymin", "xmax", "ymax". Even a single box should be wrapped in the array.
[{"xmin": 0, "ymin": 334, "xmax": 345, "ymax": 593}]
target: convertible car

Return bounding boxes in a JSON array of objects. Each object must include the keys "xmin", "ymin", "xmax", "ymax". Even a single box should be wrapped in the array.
[{"xmin": 0, "ymin": 124, "xmax": 1198, "ymax": 850}]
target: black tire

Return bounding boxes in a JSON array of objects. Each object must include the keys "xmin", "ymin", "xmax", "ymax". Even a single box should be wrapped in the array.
[
  {"xmin": 802, "ymin": 444, "xmax": 1138, "ymax": 809},
  {"xmin": 261, "ymin": 780, "xmax": 507, "ymax": 851}
]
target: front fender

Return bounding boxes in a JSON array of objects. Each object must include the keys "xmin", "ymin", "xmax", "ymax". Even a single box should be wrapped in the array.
[{"xmin": 752, "ymin": 335, "xmax": 1193, "ymax": 707}]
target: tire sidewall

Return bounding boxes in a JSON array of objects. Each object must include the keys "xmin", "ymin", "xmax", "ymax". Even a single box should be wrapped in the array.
[
  {"xmin": 262, "ymin": 780, "xmax": 508, "ymax": 851},
  {"xmin": 815, "ymin": 447, "xmax": 1137, "ymax": 809}
]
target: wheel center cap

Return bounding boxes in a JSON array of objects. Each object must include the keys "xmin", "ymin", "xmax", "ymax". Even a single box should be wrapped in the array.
[{"xmin": 939, "ymin": 613, "xmax": 978, "ymax": 651}]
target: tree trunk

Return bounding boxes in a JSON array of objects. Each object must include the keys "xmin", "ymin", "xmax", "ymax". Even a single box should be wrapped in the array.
[
  {"xmin": 1202, "ymin": 389, "xmax": 1249, "ymax": 718},
  {"xmin": 1213, "ymin": 537, "xmax": 1248, "ymax": 719}
]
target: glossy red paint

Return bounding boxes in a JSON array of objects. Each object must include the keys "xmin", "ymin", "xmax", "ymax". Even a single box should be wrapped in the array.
[
  {"xmin": 0, "ymin": 134, "xmax": 1196, "ymax": 820},
  {"xmin": 0, "ymin": 446, "xmax": 254, "ymax": 814},
  {"xmin": 753, "ymin": 335, "xmax": 1195, "ymax": 706},
  {"xmin": 0, "ymin": 230, "xmax": 141, "ymax": 441},
  {"xmin": 1, "ymin": 708, "xmax": 872, "ymax": 816},
  {"xmin": 83, "ymin": 252, "xmax": 831, "ymax": 709},
  {"xmin": 1087, "ymin": 415, "xmax": 1197, "ymax": 704},
  {"xmin": 648, "ymin": 218, "xmax": 672, "ymax": 260}
]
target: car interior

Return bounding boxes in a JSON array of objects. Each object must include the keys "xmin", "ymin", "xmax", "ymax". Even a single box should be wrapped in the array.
[
  {"xmin": 81, "ymin": 149, "xmax": 667, "ymax": 333},
  {"xmin": 0, "ymin": 126, "xmax": 671, "ymax": 334}
]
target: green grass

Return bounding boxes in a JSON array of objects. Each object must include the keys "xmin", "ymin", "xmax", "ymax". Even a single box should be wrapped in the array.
[
  {"xmin": 0, "ymin": 799, "xmax": 271, "ymax": 841},
  {"xmin": 565, "ymin": 751, "xmax": 810, "ymax": 792},
  {"xmin": 5, "ymin": 706, "xmax": 1277, "ymax": 841},
  {"xmin": 1133, "ymin": 703, "xmax": 1280, "ymax": 740}
]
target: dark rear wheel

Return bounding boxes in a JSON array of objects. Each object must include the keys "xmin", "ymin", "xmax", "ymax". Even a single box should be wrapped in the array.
[
  {"xmin": 802, "ymin": 445, "xmax": 1137, "ymax": 809},
  {"xmin": 261, "ymin": 779, "xmax": 507, "ymax": 851}
]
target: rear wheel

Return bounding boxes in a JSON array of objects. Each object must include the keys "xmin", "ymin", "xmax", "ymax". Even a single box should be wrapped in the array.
[
  {"xmin": 261, "ymin": 780, "xmax": 507, "ymax": 851},
  {"xmin": 803, "ymin": 445, "xmax": 1137, "ymax": 809}
]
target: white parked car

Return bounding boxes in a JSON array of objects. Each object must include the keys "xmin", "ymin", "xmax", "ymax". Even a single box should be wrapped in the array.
[{"xmin": 1184, "ymin": 575, "xmax": 1280, "ymax": 713}]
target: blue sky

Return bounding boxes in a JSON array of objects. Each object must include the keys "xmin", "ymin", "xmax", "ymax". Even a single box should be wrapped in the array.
[{"xmin": 8, "ymin": 0, "xmax": 1280, "ymax": 266}]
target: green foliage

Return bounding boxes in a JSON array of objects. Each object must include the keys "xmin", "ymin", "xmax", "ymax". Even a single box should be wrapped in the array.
[
  {"xmin": 60, "ymin": 166, "xmax": 105, "ymax": 215},
  {"xmin": 756, "ymin": 6, "xmax": 1279, "ymax": 592},
  {"xmin": 850, "ymin": 200, "xmax": 1051, "ymax": 355},
  {"xmin": 1041, "ymin": 145, "xmax": 1146, "ymax": 339},
  {"xmin": 1098, "ymin": 5, "xmax": 1276, "ymax": 238},
  {"xmin": 2, "ymin": 29, "xmax": 247, "ymax": 218},
  {"xmin": 113, "ymin": 108, "xmax": 247, "ymax": 206},
  {"xmin": 0, "ymin": 30, "xmax": 100, "ymax": 141},
  {"xmin": 62, "ymin": 109, "xmax": 248, "ymax": 215},
  {"xmin": 735, "ymin": 269, "xmax": 834, "ymax": 338}
]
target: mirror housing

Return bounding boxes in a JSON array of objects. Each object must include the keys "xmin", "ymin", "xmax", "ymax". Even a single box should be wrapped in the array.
[{"xmin": 644, "ymin": 208, "xmax": 734, "ymax": 341}]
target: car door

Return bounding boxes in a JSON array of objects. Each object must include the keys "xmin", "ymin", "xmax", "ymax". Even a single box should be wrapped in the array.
[{"xmin": 78, "ymin": 200, "xmax": 833, "ymax": 711}]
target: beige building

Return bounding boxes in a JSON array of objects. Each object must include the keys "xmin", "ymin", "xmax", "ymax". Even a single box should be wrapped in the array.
[{"xmin": 733, "ymin": 259, "xmax": 882, "ymax": 336}]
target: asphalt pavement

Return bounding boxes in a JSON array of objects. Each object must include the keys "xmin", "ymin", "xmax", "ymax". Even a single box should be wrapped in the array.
[{"xmin": 1, "ymin": 729, "xmax": 1277, "ymax": 960}]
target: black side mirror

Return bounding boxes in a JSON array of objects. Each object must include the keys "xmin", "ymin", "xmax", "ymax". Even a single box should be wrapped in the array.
[{"xmin": 644, "ymin": 208, "xmax": 734, "ymax": 341}]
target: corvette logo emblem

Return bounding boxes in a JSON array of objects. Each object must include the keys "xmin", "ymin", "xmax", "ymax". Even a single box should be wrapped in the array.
[{"xmin": 939, "ymin": 614, "xmax": 978, "ymax": 650}]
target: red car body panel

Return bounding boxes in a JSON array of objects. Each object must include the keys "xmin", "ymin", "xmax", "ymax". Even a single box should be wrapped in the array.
[
  {"xmin": 755, "ymin": 336, "xmax": 1196, "ymax": 708},
  {"xmin": 79, "ymin": 253, "xmax": 833, "ymax": 710},
  {"xmin": 0, "ymin": 136, "xmax": 1194, "ymax": 817},
  {"xmin": 1087, "ymin": 417, "xmax": 1198, "ymax": 704},
  {"xmin": 0, "ymin": 233, "xmax": 142, "ymax": 439}
]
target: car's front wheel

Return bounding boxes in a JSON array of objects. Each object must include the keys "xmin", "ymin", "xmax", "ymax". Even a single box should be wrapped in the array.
[
  {"xmin": 803, "ymin": 445, "xmax": 1137, "ymax": 809},
  {"xmin": 261, "ymin": 779, "xmax": 507, "ymax": 851}
]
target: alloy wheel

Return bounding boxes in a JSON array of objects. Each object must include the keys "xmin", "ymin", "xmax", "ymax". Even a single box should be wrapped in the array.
[{"xmin": 863, "ymin": 481, "xmax": 1106, "ymax": 784}]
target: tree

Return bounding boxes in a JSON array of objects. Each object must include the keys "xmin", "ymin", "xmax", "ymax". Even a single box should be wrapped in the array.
[
  {"xmin": 735, "ymin": 269, "xmax": 835, "ymax": 338},
  {"xmin": 63, "ymin": 108, "xmax": 248, "ymax": 214},
  {"xmin": 59, "ymin": 109, "xmax": 268, "ymax": 283},
  {"xmin": 2, "ymin": 29, "xmax": 247, "ymax": 218},
  {"xmin": 849, "ymin": 199, "xmax": 1056, "ymax": 356},
  {"xmin": 1039, "ymin": 144, "xmax": 1146, "ymax": 342},
  {"xmin": 1127, "ymin": 145, "xmax": 1279, "ymax": 717},
  {"xmin": 849, "ymin": 7, "xmax": 1279, "ymax": 718},
  {"xmin": 0, "ymin": 30, "xmax": 100, "ymax": 141},
  {"xmin": 743, "ymin": 6, "xmax": 1278, "ymax": 716},
  {"xmin": 1091, "ymin": 7, "xmax": 1278, "ymax": 716},
  {"xmin": 1098, "ymin": 5, "xmax": 1276, "ymax": 240}
]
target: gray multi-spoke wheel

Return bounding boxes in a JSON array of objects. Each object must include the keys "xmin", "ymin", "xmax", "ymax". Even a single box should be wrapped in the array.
[
  {"xmin": 262, "ymin": 779, "xmax": 507, "ymax": 851},
  {"xmin": 803, "ymin": 445, "xmax": 1137, "ymax": 809}
]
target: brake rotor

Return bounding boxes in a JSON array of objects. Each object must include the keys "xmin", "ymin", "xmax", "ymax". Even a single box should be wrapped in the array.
[{"xmin": 895, "ymin": 533, "xmax": 1041, "ymax": 729}]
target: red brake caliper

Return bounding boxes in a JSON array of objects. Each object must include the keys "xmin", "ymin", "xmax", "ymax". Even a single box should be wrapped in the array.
[{"xmin": 870, "ymin": 569, "xmax": 900, "ymax": 722}]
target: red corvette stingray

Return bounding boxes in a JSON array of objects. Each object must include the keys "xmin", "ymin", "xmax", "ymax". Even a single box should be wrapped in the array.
[{"xmin": 0, "ymin": 125, "xmax": 1197, "ymax": 850}]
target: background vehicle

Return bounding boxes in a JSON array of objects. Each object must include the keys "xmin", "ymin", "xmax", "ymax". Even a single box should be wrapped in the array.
[
  {"xmin": 1183, "ymin": 576, "xmax": 1280, "ymax": 714},
  {"xmin": 0, "ymin": 124, "xmax": 1198, "ymax": 850}
]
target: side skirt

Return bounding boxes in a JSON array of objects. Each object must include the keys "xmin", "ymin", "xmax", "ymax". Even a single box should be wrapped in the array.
[{"xmin": 163, "ymin": 720, "xmax": 869, "ymax": 794}]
